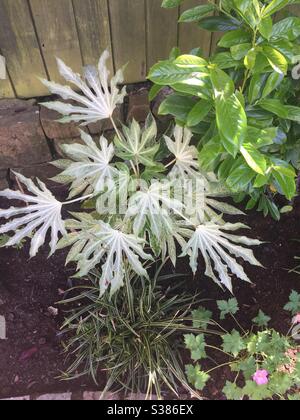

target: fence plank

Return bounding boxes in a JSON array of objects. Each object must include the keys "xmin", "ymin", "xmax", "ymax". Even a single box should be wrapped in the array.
[
  {"xmin": 178, "ymin": 0, "xmax": 212, "ymax": 56},
  {"xmin": 146, "ymin": 0, "xmax": 178, "ymax": 69},
  {"xmin": 72, "ymin": 0, "xmax": 113, "ymax": 72},
  {"xmin": 29, "ymin": 0, "xmax": 83, "ymax": 83},
  {"xmin": 0, "ymin": 0, "xmax": 48, "ymax": 97},
  {"xmin": 109, "ymin": 0, "xmax": 146, "ymax": 83}
]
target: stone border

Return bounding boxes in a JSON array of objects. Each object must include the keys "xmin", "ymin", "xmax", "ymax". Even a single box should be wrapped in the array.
[
  {"xmin": 0, "ymin": 88, "xmax": 151, "ymax": 188},
  {"xmin": 2, "ymin": 392, "xmax": 156, "ymax": 401}
]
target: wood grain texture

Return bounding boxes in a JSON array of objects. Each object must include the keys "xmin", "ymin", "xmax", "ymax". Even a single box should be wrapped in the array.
[
  {"xmin": 146, "ymin": 0, "xmax": 178, "ymax": 69},
  {"xmin": 109, "ymin": 0, "xmax": 146, "ymax": 83},
  {"xmin": 72, "ymin": 0, "xmax": 113, "ymax": 72},
  {"xmin": 29, "ymin": 0, "xmax": 83, "ymax": 82},
  {"xmin": 178, "ymin": 0, "xmax": 212, "ymax": 56},
  {"xmin": 0, "ymin": 1, "xmax": 300, "ymax": 98},
  {"xmin": 0, "ymin": 0, "xmax": 48, "ymax": 97}
]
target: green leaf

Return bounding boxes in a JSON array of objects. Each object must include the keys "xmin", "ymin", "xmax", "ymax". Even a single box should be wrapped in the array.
[
  {"xmin": 218, "ymin": 29, "xmax": 251, "ymax": 48},
  {"xmin": 243, "ymin": 381, "xmax": 272, "ymax": 401},
  {"xmin": 192, "ymin": 307, "xmax": 213, "ymax": 329},
  {"xmin": 187, "ymin": 100, "xmax": 212, "ymax": 127},
  {"xmin": 252, "ymin": 310, "xmax": 271, "ymax": 327},
  {"xmin": 148, "ymin": 60, "xmax": 205, "ymax": 85},
  {"xmin": 185, "ymin": 365, "xmax": 210, "ymax": 391},
  {"xmin": 231, "ymin": 43, "xmax": 252, "ymax": 60},
  {"xmin": 284, "ymin": 290, "xmax": 300, "ymax": 315},
  {"xmin": 211, "ymin": 52, "xmax": 239, "ymax": 69},
  {"xmin": 223, "ymin": 381, "xmax": 243, "ymax": 400},
  {"xmin": 244, "ymin": 48, "xmax": 257, "ymax": 70},
  {"xmin": 174, "ymin": 54, "xmax": 208, "ymax": 68},
  {"xmin": 284, "ymin": 106, "xmax": 300, "ymax": 123},
  {"xmin": 262, "ymin": 0, "xmax": 289, "ymax": 18},
  {"xmin": 227, "ymin": 162, "xmax": 256, "ymax": 191},
  {"xmin": 149, "ymin": 84, "xmax": 164, "ymax": 101},
  {"xmin": 271, "ymin": 17, "xmax": 300, "ymax": 41},
  {"xmin": 210, "ymin": 67, "xmax": 235, "ymax": 97},
  {"xmin": 258, "ymin": 16, "xmax": 273, "ymax": 40},
  {"xmin": 179, "ymin": 4, "xmax": 216, "ymax": 22},
  {"xmin": 162, "ymin": 0, "xmax": 183, "ymax": 8},
  {"xmin": 272, "ymin": 162, "xmax": 296, "ymax": 200},
  {"xmin": 198, "ymin": 16, "xmax": 241, "ymax": 32},
  {"xmin": 232, "ymin": 356, "xmax": 257, "ymax": 380},
  {"xmin": 261, "ymin": 72, "xmax": 283, "ymax": 99},
  {"xmin": 262, "ymin": 46, "xmax": 288, "ymax": 75},
  {"xmin": 184, "ymin": 334, "xmax": 207, "ymax": 361},
  {"xmin": 216, "ymin": 94, "xmax": 247, "ymax": 157},
  {"xmin": 258, "ymin": 98, "xmax": 289, "ymax": 118},
  {"xmin": 240, "ymin": 143, "xmax": 267, "ymax": 175},
  {"xmin": 248, "ymin": 74, "xmax": 264, "ymax": 104},
  {"xmin": 198, "ymin": 137, "xmax": 223, "ymax": 171},
  {"xmin": 217, "ymin": 298, "xmax": 239, "ymax": 320},
  {"xmin": 169, "ymin": 47, "xmax": 181, "ymax": 60},
  {"xmin": 159, "ymin": 94, "xmax": 195, "ymax": 122},
  {"xmin": 222, "ymin": 330, "xmax": 246, "ymax": 357}
]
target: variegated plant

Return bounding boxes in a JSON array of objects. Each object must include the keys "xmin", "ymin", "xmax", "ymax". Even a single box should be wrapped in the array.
[{"xmin": 0, "ymin": 51, "xmax": 263, "ymax": 296}]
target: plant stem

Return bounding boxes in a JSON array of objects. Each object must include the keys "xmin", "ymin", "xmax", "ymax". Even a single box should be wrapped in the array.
[
  {"xmin": 62, "ymin": 194, "xmax": 94, "ymax": 206},
  {"xmin": 231, "ymin": 314, "xmax": 247, "ymax": 335},
  {"xmin": 206, "ymin": 345, "xmax": 235, "ymax": 358},
  {"xmin": 206, "ymin": 361, "xmax": 234, "ymax": 375}
]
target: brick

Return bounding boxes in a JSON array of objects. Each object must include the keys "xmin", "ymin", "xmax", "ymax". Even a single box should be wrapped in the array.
[
  {"xmin": 0, "ymin": 105, "xmax": 51, "ymax": 169},
  {"xmin": 11, "ymin": 163, "xmax": 60, "ymax": 183},
  {"xmin": 36, "ymin": 393, "xmax": 72, "ymax": 401},
  {"xmin": 40, "ymin": 106, "xmax": 83, "ymax": 140},
  {"xmin": 0, "ymin": 99, "xmax": 36, "ymax": 113},
  {"xmin": 83, "ymin": 391, "xmax": 120, "ymax": 401},
  {"xmin": 127, "ymin": 89, "xmax": 150, "ymax": 123}
]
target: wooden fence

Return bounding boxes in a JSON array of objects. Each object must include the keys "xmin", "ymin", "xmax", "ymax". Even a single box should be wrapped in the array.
[{"xmin": 0, "ymin": 0, "xmax": 299, "ymax": 99}]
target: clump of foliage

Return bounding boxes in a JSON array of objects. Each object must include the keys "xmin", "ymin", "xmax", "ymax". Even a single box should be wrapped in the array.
[
  {"xmin": 184, "ymin": 297, "xmax": 300, "ymax": 400},
  {"xmin": 0, "ymin": 51, "xmax": 262, "ymax": 296},
  {"xmin": 61, "ymin": 266, "xmax": 204, "ymax": 399},
  {"xmin": 150, "ymin": 0, "xmax": 300, "ymax": 219}
]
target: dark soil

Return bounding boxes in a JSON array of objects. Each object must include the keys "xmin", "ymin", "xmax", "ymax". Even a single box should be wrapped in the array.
[{"xmin": 0, "ymin": 185, "xmax": 299, "ymax": 400}]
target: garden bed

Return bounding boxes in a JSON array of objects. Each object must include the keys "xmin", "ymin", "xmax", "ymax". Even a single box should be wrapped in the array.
[{"xmin": 0, "ymin": 185, "xmax": 299, "ymax": 400}]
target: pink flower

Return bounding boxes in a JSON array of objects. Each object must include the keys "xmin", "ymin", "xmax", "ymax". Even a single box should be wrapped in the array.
[
  {"xmin": 292, "ymin": 314, "xmax": 300, "ymax": 325},
  {"xmin": 253, "ymin": 370, "xmax": 269, "ymax": 386}
]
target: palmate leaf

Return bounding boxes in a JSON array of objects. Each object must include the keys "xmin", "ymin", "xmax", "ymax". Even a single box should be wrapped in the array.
[
  {"xmin": 58, "ymin": 216, "xmax": 153, "ymax": 296},
  {"xmin": 181, "ymin": 222, "xmax": 262, "ymax": 292},
  {"xmin": 41, "ymin": 50, "xmax": 127, "ymax": 125},
  {"xmin": 193, "ymin": 181, "xmax": 245, "ymax": 224},
  {"xmin": 59, "ymin": 130, "xmax": 118, "ymax": 193},
  {"xmin": 0, "ymin": 173, "xmax": 65, "ymax": 257},
  {"xmin": 165, "ymin": 126, "xmax": 205, "ymax": 179},
  {"xmin": 126, "ymin": 181, "xmax": 185, "ymax": 239},
  {"xmin": 114, "ymin": 114, "xmax": 159, "ymax": 167}
]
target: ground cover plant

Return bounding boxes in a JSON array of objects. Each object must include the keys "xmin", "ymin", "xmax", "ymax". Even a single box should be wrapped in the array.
[
  {"xmin": 150, "ymin": 0, "xmax": 300, "ymax": 219},
  {"xmin": 184, "ymin": 297, "xmax": 300, "ymax": 400}
]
